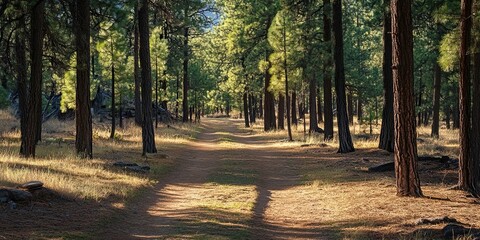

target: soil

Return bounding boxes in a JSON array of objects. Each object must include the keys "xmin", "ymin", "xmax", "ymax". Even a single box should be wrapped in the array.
[{"xmin": 1, "ymin": 118, "xmax": 478, "ymax": 239}]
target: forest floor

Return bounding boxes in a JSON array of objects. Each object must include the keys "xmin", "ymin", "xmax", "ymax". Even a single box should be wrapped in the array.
[{"xmin": 1, "ymin": 113, "xmax": 479, "ymax": 239}]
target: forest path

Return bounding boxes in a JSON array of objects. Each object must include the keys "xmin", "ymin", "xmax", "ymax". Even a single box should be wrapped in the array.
[{"xmin": 100, "ymin": 118, "xmax": 329, "ymax": 239}]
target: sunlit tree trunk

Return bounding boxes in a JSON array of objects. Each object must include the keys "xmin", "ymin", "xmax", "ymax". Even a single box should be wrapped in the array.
[
  {"xmin": 458, "ymin": 0, "xmax": 477, "ymax": 194},
  {"xmin": 431, "ymin": 63, "xmax": 441, "ymax": 138},
  {"xmin": 379, "ymin": 0, "xmax": 394, "ymax": 152},
  {"xmin": 138, "ymin": 0, "xmax": 157, "ymax": 154},
  {"xmin": 391, "ymin": 0, "xmax": 422, "ymax": 197},
  {"xmin": 134, "ymin": 2, "xmax": 142, "ymax": 126},
  {"xmin": 332, "ymin": 0, "xmax": 354, "ymax": 153},
  {"xmin": 75, "ymin": 0, "xmax": 93, "ymax": 158},
  {"xmin": 323, "ymin": 0, "xmax": 334, "ymax": 141}
]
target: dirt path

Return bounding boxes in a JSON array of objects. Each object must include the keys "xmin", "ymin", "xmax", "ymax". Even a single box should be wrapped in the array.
[{"xmin": 100, "ymin": 118, "xmax": 329, "ymax": 239}]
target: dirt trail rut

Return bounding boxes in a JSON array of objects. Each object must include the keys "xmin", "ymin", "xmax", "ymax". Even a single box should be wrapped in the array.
[{"xmin": 100, "ymin": 118, "xmax": 326, "ymax": 239}]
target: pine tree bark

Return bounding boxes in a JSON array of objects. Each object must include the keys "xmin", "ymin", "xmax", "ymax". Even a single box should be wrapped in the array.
[
  {"xmin": 110, "ymin": 63, "xmax": 115, "ymax": 139},
  {"xmin": 323, "ymin": 0, "xmax": 334, "ymax": 141},
  {"xmin": 182, "ymin": 26, "xmax": 189, "ymax": 123},
  {"xmin": 379, "ymin": 0, "xmax": 395, "ymax": 153},
  {"xmin": 347, "ymin": 91, "xmax": 353, "ymax": 125},
  {"xmin": 243, "ymin": 91, "xmax": 250, "ymax": 127},
  {"xmin": 21, "ymin": 0, "xmax": 46, "ymax": 158},
  {"xmin": 458, "ymin": 0, "xmax": 475, "ymax": 193},
  {"xmin": 309, "ymin": 75, "xmax": 321, "ymax": 132},
  {"xmin": 278, "ymin": 94, "xmax": 285, "ymax": 130},
  {"xmin": 471, "ymin": 9, "xmax": 480, "ymax": 194},
  {"xmin": 15, "ymin": 14, "xmax": 28, "ymax": 155},
  {"xmin": 134, "ymin": 3, "xmax": 142, "ymax": 126},
  {"xmin": 332, "ymin": 0, "xmax": 354, "ymax": 153},
  {"xmin": 357, "ymin": 98, "xmax": 363, "ymax": 124},
  {"xmin": 138, "ymin": 0, "xmax": 157, "ymax": 154},
  {"xmin": 264, "ymin": 54, "xmax": 276, "ymax": 131},
  {"xmin": 317, "ymin": 87, "xmax": 323, "ymax": 123},
  {"xmin": 391, "ymin": 0, "xmax": 422, "ymax": 197},
  {"xmin": 249, "ymin": 94, "xmax": 255, "ymax": 123},
  {"xmin": 292, "ymin": 90, "xmax": 298, "ymax": 125},
  {"xmin": 431, "ymin": 63, "xmax": 441, "ymax": 138},
  {"xmin": 75, "ymin": 0, "xmax": 93, "ymax": 158}
]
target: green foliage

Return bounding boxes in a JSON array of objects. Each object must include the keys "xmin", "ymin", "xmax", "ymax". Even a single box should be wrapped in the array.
[
  {"xmin": 59, "ymin": 54, "xmax": 77, "ymax": 112},
  {"xmin": 0, "ymin": 86, "xmax": 9, "ymax": 109},
  {"xmin": 439, "ymin": 29, "xmax": 460, "ymax": 72},
  {"xmin": 267, "ymin": 9, "xmax": 302, "ymax": 96}
]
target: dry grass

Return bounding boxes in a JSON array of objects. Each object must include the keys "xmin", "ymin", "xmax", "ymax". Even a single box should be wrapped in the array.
[
  {"xmin": 0, "ymin": 110, "xmax": 198, "ymax": 201},
  {"xmin": 250, "ymin": 115, "xmax": 460, "ymax": 158}
]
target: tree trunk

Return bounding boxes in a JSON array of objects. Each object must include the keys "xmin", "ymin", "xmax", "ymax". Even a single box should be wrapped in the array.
[
  {"xmin": 347, "ymin": 91, "xmax": 353, "ymax": 125},
  {"xmin": 458, "ymin": 0, "xmax": 475, "ymax": 193},
  {"xmin": 21, "ymin": 0, "xmax": 46, "ymax": 157},
  {"xmin": 323, "ymin": 0, "xmax": 334, "ymax": 141},
  {"xmin": 309, "ymin": 75, "xmax": 321, "ymax": 133},
  {"xmin": 278, "ymin": 94, "xmax": 285, "ymax": 130},
  {"xmin": 259, "ymin": 96, "xmax": 263, "ymax": 118},
  {"xmin": 134, "ymin": 2, "xmax": 142, "ymax": 126},
  {"xmin": 15, "ymin": 16, "xmax": 28, "ymax": 155},
  {"xmin": 391, "ymin": 0, "xmax": 422, "ymax": 197},
  {"xmin": 119, "ymin": 93, "xmax": 123, "ymax": 128},
  {"xmin": 431, "ymin": 62, "xmax": 442, "ymax": 138},
  {"xmin": 292, "ymin": 90, "xmax": 298, "ymax": 125},
  {"xmin": 249, "ymin": 94, "xmax": 255, "ymax": 123},
  {"xmin": 445, "ymin": 106, "xmax": 451, "ymax": 129},
  {"xmin": 379, "ymin": 0, "xmax": 395, "ymax": 153},
  {"xmin": 182, "ymin": 26, "xmax": 189, "ymax": 123},
  {"xmin": 453, "ymin": 98, "xmax": 460, "ymax": 129},
  {"xmin": 264, "ymin": 53, "xmax": 276, "ymax": 131},
  {"xmin": 110, "ymin": 63, "xmax": 115, "ymax": 139},
  {"xmin": 332, "ymin": 0, "xmax": 354, "ymax": 153},
  {"xmin": 357, "ymin": 98, "xmax": 363, "ymax": 124},
  {"xmin": 155, "ymin": 57, "xmax": 159, "ymax": 128},
  {"xmin": 243, "ymin": 91, "xmax": 250, "ymax": 127},
  {"xmin": 283, "ymin": 19, "xmax": 293, "ymax": 141},
  {"xmin": 176, "ymin": 73, "xmax": 179, "ymax": 119},
  {"xmin": 471, "ymin": 6, "xmax": 480, "ymax": 194},
  {"xmin": 317, "ymin": 87, "xmax": 323, "ymax": 123},
  {"xmin": 138, "ymin": 0, "xmax": 157, "ymax": 154},
  {"xmin": 75, "ymin": 0, "xmax": 93, "ymax": 158}
]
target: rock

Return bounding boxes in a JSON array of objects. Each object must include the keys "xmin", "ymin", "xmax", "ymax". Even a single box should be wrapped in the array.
[
  {"xmin": 125, "ymin": 166, "xmax": 148, "ymax": 173},
  {"xmin": 18, "ymin": 181, "xmax": 44, "ymax": 191},
  {"xmin": 9, "ymin": 189, "xmax": 32, "ymax": 202},
  {"xmin": 415, "ymin": 216, "xmax": 458, "ymax": 225},
  {"xmin": 31, "ymin": 187, "xmax": 58, "ymax": 201},
  {"xmin": 0, "ymin": 189, "xmax": 12, "ymax": 203},
  {"xmin": 362, "ymin": 158, "xmax": 370, "ymax": 162},
  {"xmin": 8, "ymin": 201, "xmax": 16, "ymax": 210},
  {"xmin": 443, "ymin": 224, "xmax": 468, "ymax": 239},
  {"xmin": 367, "ymin": 162, "xmax": 394, "ymax": 172},
  {"xmin": 113, "ymin": 162, "xmax": 139, "ymax": 167}
]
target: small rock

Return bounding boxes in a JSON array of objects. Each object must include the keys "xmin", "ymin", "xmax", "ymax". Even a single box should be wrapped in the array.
[
  {"xmin": 9, "ymin": 189, "xmax": 33, "ymax": 202},
  {"xmin": 113, "ymin": 162, "xmax": 139, "ymax": 167},
  {"xmin": 443, "ymin": 224, "xmax": 468, "ymax": 239},
  {"xmin": 363, "ymin": 158, "xmax": 370, "ymax": 162},
  {"xmin": 18, "ymin": 181, "xmax": 44, "ymax": 191},
  {"xmin": 0, "ymin": 189, "xmax": 11, "ymax": 203},
  {"xmin": 31, "ymin": 187, "xmax": 57, "ymax": 201},
  {"xmin": 415, "ymin": 216, "xmax": 458, "ymax": 225},
  {"xmin": 8, "ymin": 201, "xmax": 16, "ymax": 210},
  {"xmin": 125, "ymin": 166, "xmax": 148, "ymax": 173}
]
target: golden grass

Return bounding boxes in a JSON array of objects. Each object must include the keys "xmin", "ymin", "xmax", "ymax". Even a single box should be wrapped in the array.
[
  {"xmin": 0, "ymin": 110, "xmax": 198, "ymax": 201},
  {"xmin": 250, "ymin": 115, "xmax": 460, "ymax": 157}
]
